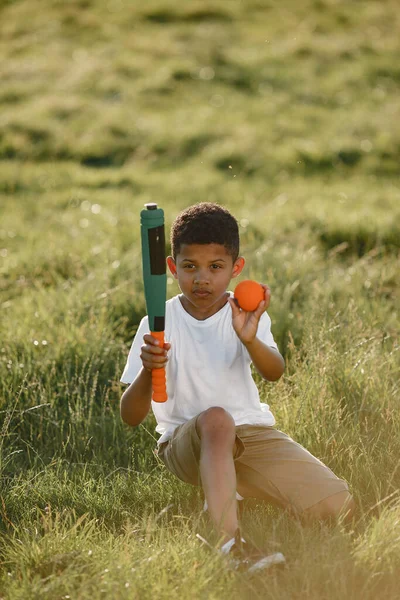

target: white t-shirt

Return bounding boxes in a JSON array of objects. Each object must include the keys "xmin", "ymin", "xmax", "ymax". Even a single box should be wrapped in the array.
[{"xmin": 120, "ymin": 293, "xmax": 279, "ymax": 444}]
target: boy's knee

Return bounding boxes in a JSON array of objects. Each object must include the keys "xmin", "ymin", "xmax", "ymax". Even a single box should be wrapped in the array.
[
  {"xmin": 303, "ymin": 490, "xmax": 355, "ymax": 522},
  {"xmin": 196, "ymin": 407, "xmax": 235, "ymax": 442}
]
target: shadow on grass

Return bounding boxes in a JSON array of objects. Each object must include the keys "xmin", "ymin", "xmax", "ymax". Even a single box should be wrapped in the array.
[
  {"xmin": 143, "ymin": 7, "xmax": 233, "ymax": 24},
  {"xmin": 318, "ymin": 224, "xmax": 400, "ymax": 257}
]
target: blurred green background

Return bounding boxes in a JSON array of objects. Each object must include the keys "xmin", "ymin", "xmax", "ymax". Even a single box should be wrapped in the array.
[{"xmin": 0, "ymin": 1, "xmax": 399, "ymax": 598}]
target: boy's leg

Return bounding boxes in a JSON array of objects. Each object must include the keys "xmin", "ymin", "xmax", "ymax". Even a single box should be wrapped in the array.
[
  {"xmin": 157, "ymin": 409, "xmax": 245, "ymax": 542},
  {"xmin": 234, "ymin": 426, "xmax": 354, "ymax": 522},
  {"xmin": 196, "ymin": 407, "xmax": 238, "ymax": 541},
  {"xmin": 302, "ymin": 490, "xmax": 355, "ymax": 522}
]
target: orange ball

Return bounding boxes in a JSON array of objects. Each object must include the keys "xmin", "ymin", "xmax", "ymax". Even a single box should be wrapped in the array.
[{"xmin": 234, "ymin": 280, "xmax": 264, "ymax": 312}]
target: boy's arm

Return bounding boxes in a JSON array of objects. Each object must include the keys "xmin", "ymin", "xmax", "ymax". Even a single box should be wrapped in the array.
[
  {"xmin": 120, "ymin": 367, "xmax": 153, "ymax": 426},
  {"xmin": 228, "ymin": 284, "xmax": 284, "ymax": 382},
  {"xmin": 120, "ymin": 334, "xmax": 170, "ymax": 426},
  {"xmin": 242, "ymin": 337, "xmax": 284, "ymax": 382}
]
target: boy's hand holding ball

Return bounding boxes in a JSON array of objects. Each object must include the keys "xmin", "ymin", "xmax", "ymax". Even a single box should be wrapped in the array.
[
  {"xmin": 234, "ymin": 280, "xmax": 265, "ymax": 312},
  {"xmin": 229, "ymin": 280, "xmax": 271, "ymax": 345}
]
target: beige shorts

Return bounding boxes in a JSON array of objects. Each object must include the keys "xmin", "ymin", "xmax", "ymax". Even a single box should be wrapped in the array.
[{"xmin": 158, "ymin": 417, "xmax": 349, "ymax": 514}]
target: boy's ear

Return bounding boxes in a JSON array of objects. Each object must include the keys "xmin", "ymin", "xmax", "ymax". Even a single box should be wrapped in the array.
[
  {"xmin": 167, "ymin": 256, "xmax": 178, "ymax": 279},
  {"xmin": 231, "ymin": 256, "xmax": 245, "ymax": 279}
]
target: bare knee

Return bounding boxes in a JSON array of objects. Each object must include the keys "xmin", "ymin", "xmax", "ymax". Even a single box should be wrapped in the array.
[
  {"xmin": 196, "ymin": 407, "xmax": 235, "ymax": 446},
  {"xmin": 303, "ymin": 491, "xmax": 355, "ymax": 523}
]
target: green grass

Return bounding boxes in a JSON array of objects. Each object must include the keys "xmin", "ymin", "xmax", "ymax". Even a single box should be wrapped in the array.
[{"xmin": 1, "ymin": 0, "xmax": 400, "ymax": 597}]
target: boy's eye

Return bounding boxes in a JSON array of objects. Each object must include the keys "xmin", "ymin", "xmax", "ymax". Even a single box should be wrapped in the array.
[{"xmin": 182, "ymin": 263, "xmax": 222, "ymax": 270}]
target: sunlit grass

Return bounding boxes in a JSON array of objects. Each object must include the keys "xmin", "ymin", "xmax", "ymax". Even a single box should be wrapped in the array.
[{"xmin": 1, "ymin": 0, "xmax": 399, "ymax": 597}]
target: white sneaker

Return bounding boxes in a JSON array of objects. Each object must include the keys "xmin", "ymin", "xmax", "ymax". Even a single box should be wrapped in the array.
[{"xmin": 198, "ymin": 529, "xmax": 286, "ymax": 573}]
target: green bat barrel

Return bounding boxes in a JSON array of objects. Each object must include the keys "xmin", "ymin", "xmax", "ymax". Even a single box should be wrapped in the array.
[{"xmin": 140, "ymin": 203, "xmax": 168, "ymax": 402}]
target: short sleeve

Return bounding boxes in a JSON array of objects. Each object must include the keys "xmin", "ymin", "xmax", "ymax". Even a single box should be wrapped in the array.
[{"xmin": 120, "ymin": 316, "xmax": 149, "ymax": 384}]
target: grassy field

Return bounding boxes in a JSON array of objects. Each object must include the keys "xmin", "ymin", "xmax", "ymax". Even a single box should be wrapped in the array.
[{"xmin": 1, "ymin": 0, "xmax": 399, "ymax": 597}]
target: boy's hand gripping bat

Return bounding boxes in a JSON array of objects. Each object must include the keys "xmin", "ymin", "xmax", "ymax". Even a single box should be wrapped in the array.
[{"xmin": 140, "ymin": 203, "xmax": 168, "ymax": 402}]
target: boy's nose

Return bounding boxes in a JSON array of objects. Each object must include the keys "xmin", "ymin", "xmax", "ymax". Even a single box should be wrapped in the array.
[{"xmin": 194, "ymin": 271, "xmax": 209, "ymax": 284}]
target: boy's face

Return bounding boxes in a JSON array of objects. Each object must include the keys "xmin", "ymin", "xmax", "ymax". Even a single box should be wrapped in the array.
[{"xmin": 167, "ymin": 243, "xmax": 244, "ymax": 320}]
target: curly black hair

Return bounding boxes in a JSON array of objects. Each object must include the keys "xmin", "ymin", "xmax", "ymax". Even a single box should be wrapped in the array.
[{"xmin": 170, "ymin": 203, "xmax": 239, "ymax": 261}]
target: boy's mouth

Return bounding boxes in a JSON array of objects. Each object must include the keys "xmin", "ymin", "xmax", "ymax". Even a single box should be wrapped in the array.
[{"xmin": 193, "ymin": 289, "xmax": 211, "ymax": 298}]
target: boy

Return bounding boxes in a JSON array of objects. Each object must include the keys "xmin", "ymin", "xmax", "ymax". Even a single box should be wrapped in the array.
[{"xmin": 120, "ymin": 203, "xmax": 354, "ymax": 569}]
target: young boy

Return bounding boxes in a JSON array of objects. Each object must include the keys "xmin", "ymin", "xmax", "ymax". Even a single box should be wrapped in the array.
[{"xmin": 120, "ymin": 203, "xmax": 354, "ymax": 568}]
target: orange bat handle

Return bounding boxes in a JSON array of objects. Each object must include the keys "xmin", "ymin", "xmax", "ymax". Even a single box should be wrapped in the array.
[{"xmin": 151, "ymin": 331, "xmax": 168, "ymax": 402}]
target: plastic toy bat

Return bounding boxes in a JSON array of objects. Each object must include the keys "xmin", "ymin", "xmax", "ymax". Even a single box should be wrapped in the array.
[{"xmin": 140, "ymin": 203, "xmax": 168, "ymax": 402}]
